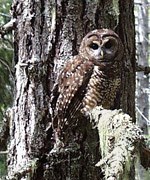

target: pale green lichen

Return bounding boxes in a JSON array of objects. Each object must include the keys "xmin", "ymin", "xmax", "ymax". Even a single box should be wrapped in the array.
[
  {"xmin": 90, "ymin": 107, "xmax": 143, "ymax": 180},
  {"xmin": 108, "ymin": 0, "xmax": 120, "ymax": 25},
  {"xmin": 112, "ymin": 0, "xmax": 119, "ymax": 16}
]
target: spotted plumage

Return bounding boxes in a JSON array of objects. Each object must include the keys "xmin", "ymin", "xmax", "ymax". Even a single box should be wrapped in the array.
[{"xmin": 51, "ymin": 29, "xmax": 124, "ymax": 144}]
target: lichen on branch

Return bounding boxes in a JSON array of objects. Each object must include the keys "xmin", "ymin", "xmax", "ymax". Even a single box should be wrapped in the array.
[{"xmin": 89, "ymin": 107, "xmax": 149, "ymax": 180}]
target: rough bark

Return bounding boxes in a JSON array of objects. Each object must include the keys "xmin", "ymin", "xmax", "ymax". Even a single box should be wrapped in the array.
[
  {"xmin": 7, "ymin": 0, "xmax": 136, "ymax": 179},
  {"xmin": 7, "ymin": 0, "xmax": 53, "ymax": 179},
  {"xmin": 118, "ymin": 0, "xmax": 136, "ymax": 120}
]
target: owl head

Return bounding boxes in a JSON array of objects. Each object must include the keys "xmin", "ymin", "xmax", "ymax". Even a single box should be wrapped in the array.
[{"xmin": 79, "ymin": 29, "xmax": 124, "ymax": 67}]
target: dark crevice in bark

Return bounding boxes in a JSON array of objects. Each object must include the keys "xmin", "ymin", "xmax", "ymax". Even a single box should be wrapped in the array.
[
  {"xmin": 11, "ymin": 1, "xmax": 20, "ymax": 18},
  {"xmin": 25, "ymin": 99, "xmax": 30, "ymax": 155},
  {"xmin": 40, "ymin": 1, "xmax": 46, "ymax": 60},
  {"xmin": 12, "ymin": 1, "xmax": 19, "ymax": 64},
  {"xmin": 40, "ymin": 0, "xmax": 45, "ymax": 35},
  {"xmin": 61, "ymin": 0, "xmax": 68, "ymax": 20},
  {"xmin": 80, "ymin": 0, "xmax": 86, "ymax": 21},
  {"xmin": 13, "ymin": 39, "xmax": 19, "ymax": 64},
  {"xmin": 72, "ymin": 29, "xmax": 78, "ymax": 56},
  {"xmin": 24, "ymin": 84, "xmax": 31, "ymax": 154},
  {"xmin": 25, "ymin": 124, "xmax": 29, "ymax": 154},
  {"xmin": 45, "ymin": 65, "xmax": 53, "ymax": 99},
  {"xmin": 44, "ymin": 124, "xmax": 53, "ymax": 150},
  {"xmin": 50, "ymin": 33, "xmax": 58, "ymax": 64},
  {"xmin": 33, "ymin": 157, "xmax": 46, "ymax": 180},
  {"xmin": 24, "ymin": 68, "xmax": 30, "ymax": 93},
  {"xmin": 95, "ymin": 8, "xmax": 100, "ymax": 29},
  {"xmin": 26, "ymin": 34, "xmax": 33, "ymax": 59}
]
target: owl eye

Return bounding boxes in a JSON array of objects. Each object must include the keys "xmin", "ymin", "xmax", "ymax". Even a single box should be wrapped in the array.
[
  {"xmin": 104, "ymin": 40, "xmax": 113, "ymax": 49},
  {"xmin": 89, "ymin": 43, "xmax": 99, "ymax": 50},
  {"xmin": 104, "ymin": 40, "xmax": 116, "ymax": 49}
]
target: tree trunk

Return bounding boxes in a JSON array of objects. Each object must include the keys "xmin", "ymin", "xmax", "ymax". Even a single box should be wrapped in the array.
[{"xmin": 8, "ymin": 0, "xmax": 136, "ymax": 179}]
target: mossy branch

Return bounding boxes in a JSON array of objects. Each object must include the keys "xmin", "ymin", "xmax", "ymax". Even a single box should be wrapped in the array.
[{"xmin": 89, "ymin": 107, "xmax": 150, "ymax": 180}]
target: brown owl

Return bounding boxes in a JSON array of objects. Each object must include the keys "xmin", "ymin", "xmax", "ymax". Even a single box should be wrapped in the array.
[{"xmin": 51, "ymin": 29, "xmax": 124, "ymax": 146}]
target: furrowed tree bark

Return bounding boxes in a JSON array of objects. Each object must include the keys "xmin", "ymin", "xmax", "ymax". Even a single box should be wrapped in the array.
[
  {"xmin": 8, "ymin": 0, "xmax": 53, "ymax": 179},
  {"xmin": 7, "ymin": 0, "xmax": 137, "ymax": 179}
]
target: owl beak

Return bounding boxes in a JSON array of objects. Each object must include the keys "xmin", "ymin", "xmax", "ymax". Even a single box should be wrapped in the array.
[{"xmin": 100, "ymin": 49, "xmax": 104, "ymax": 58}]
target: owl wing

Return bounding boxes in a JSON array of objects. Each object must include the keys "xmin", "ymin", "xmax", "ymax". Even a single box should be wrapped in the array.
[{"xmin": 51, "ymin": 55, "xmax": 93, "ymax": 127}]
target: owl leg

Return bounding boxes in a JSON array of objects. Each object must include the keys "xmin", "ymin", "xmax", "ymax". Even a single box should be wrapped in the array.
[
  {"xmin": 50, "ymin": 128, "xmax": 64, "ymax": 153},
  {"xmin": 51, "ymin": 116, "xmax": 65, "ymax": 152}
]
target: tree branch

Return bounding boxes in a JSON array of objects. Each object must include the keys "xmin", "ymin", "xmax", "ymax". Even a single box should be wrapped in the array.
[
  {"xmin": 89, "ymin": 107, "xmax": 150, "ymax": 180},
  {"xmin": 136, "ymin": 64, "xmax": 150, "ymax": 74},
  {"xmin": 0, "ymin": 18, "xmax": 16, "ymax": 37},
  {"xmin": 0, "ymin": 12, "xmax": 11, "ymax": 18}
]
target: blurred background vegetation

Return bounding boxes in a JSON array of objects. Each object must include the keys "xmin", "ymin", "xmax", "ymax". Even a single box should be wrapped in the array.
[
  {"xmin": 135, "ymin": 0, "xmax": 150, "ymax": 179},
  {"xmin": 0, "ymin": 0, "xmax": 13, "ymax": 178},
  {"xmin": 0, "ymin": 0, "xmax": 13, "ymax": 120}
]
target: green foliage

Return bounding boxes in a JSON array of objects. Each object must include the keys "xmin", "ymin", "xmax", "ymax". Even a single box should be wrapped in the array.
[
  {"xmin": 0, "ymin": 154, "xmax": 7, "ymax": 177},
  {"xmin": 0, "ymin": 0, "xmax": 11, "ymax": 24},
  {"xmin": 0, "ymin": 0, "xmax": 13, "ymax": 177},
  {"xmin": 0, "ymin": 0, "xmax": 13, "ymax": 120}
]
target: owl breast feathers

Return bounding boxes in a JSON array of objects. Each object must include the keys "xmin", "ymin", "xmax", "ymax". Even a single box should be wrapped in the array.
[{"xmin": 51, "ymin": 29, "xmax": 124, "ymax": 128}]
